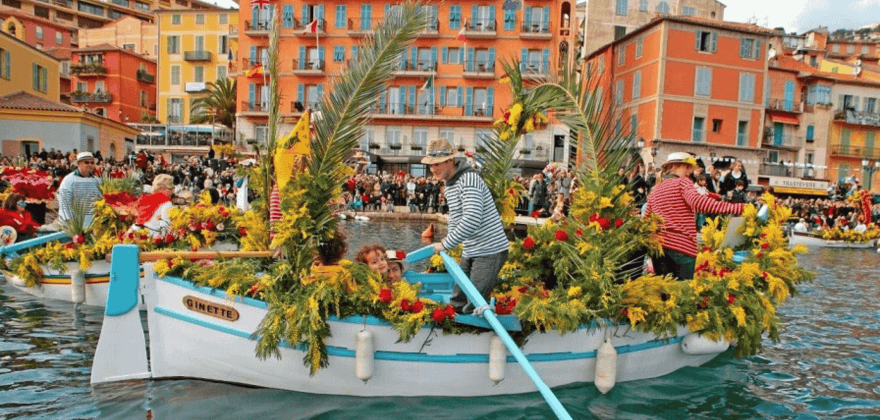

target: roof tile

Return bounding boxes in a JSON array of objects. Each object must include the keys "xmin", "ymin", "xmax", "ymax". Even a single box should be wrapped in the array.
[{"xmin": 0, "ymin": 91, "xmax": 81, "ymax": 113}]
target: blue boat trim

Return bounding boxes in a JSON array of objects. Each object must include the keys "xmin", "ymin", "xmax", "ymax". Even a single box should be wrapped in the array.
[
  {"xmin": 156, "ymin": 275, "xmax": 628, "ymax": 330},
  {"xmin": 106, "ymin": 245, "xmax": 140, "ymax": 316},
  {"xmin": 153, "ymin": 305, "xmax": 684, "ymax": 364}
]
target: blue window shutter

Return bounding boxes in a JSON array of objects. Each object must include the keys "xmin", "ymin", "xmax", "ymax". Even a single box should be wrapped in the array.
[
  {"xmin": 430, "ymin": 82, "xmax": 435, "ymax": 107},
  {"xmin": 739, "ymin": 38, "xmax": 746, "ymax": 58},
  {"xmin": 487, "ymin": 87, "xmax": 494, "ymax": 115},
  {"xmin": 465, "ymin": 87, "xmax": 473, "ymax": 115},
  {"xmin": 754, "ymin": 40, "xmax": 761, "ymax": 59},
  {"xmin": 467, "ymin": 48, "xmax": 475, "ymax": 72},
  {"xmin": 806, "ymin": 125, "xmax": 814, "ymax": 141},
  {"xmin": 398, "ymin": 86, "xmax": 405, "ymax": 113},
  {"xmin": 282, "ymin": 5, "xmax": 292, "ymax": 28},
  {"xmin": 334, "ymin": 46, "xmax": 343, "ymax": 61},
  {"xmin": 489, "ymin": 5, "xmax": 495, "ymax": 26},
  {"xmin": 335, "ymin": 5, "xmax": 345, "ymax": 28},
  {"xmin": 521, "ymin": 48, "xmax": 528, "ymax": 71},
  {"xmin": 299, "ymin": 46, "xmax": 305, "ymax": 67},
  {"xmin": 319, "ymin": 47, "xmax": 325, "ymax": 65},
  {"xmin": 543, "ymin": 6, "xmax": 550, "ymax": 30},
  {"xmin": 431, "ymin": 47, "xmax": 437, "ymax": 68},
  {"xmin": 352, "ymin": 46, "xmax": 358, "ymax": 60},
  {"xmin": 542, "ymin": 48, "xmax": 550, "ymax": 72},
  {"xmin": 458, "ymin": 47, "xmax": 464, "ymax": 63},
  {"xmin": 711, "ymin": 32, "xmax": 718, "ymax": 52},
  {"xmin": 297, "ymin": 83, "xmax": 303, "ymax": 102},
  {"xmin": 317, "ymin": 4, "xmax": 324, "ymax": 19},
  {"xmin": 440, "ymin": 86, "xmax": 447, "ymax": 106},
  {"xmin": 362, "ymin": 4, "xmax": 371, "ymax": 29},
  {"xmin": 252, "ymin": 6, "xmax": 258, "ymax": 25},
  {"xmin": 3, "ymin": 51, "xmax": 9, "ymax": 78},
  {"xmin": 457, "ymin": 87, "xmax": 463, "ymax": 107},
  {"xmin": 524, "ymin": 7, "xmax": 531, "ymax": 28},
  {"xmin": 409, "ymin": 85, "xmax": 416, "ymax": 110},
  {"xmin": 250, "ymin": 46, "xmax": 256, "ymax": 64},
  {"xmin": 385, "ymin": 4, "xmax": 390, "ymax": 19},
  {"xmin": 471, "ymin": 5, "xmax": 478, "ymax": 28},
  {"xmin": 249, "ymin": 83, "xmax": 256, "ymax": 104},
  {"xmin": 317, "ymin": 84, "xmax": 323, "ymax": 102},
  {"xmin": 488, "ymin": 48, "xmax": 495, "ymax": 71},
  {"xmin": 504, "ymin": 9, "xmax": 514, "ymax": 31},
  {"xmin": 32, "ymin": 63, "xmax": 38, "ymax": 90},
  {"xmin": 449, "ymin": 5, "xmax": 459, "ymax": 29},
  {"xmin": 442, "ymin": 46, "xmax": 448, "ymax": 63},
  {"xmin": 379, "ymin": 88, "xmax": 386, "ymax": 111},
  {"xmin": 784, "ymin": 81, "xmax": 794, "ymax": 111},
  {"xmin": 400, "ymin": 51, "xmax": 407, "ymax": 68},
  {"xmin": 301, "ymin": 5, "xmax": 307, "ymax": 22},
  {"xmin": 411, "ymin": 47, "xmax": 417, "ymax": 68}
]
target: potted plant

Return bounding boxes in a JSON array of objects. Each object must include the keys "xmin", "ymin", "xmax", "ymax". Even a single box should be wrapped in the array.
[
  {"xmin": 410, "ymin": 144, "xmax": 423, "ymax": 151},
  {"xmin": 389, "ymin": 144, "xmax": 402, "ymax": 150},
  {"xmin": 520, "ymin": 148, "xmax": 532, "ymax": 155},
  {"xmin": 368, "ymin": 142, "xmax": 380, "ymax": 149},
  {"xmin": 457, "ymin": 145, "xmax": 466, "ymax": 152}
]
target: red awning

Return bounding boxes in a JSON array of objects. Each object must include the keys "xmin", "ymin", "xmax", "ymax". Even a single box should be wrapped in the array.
[{"xmin": 769, "ymin": 113, "xmax": 800, "ymax": 125}]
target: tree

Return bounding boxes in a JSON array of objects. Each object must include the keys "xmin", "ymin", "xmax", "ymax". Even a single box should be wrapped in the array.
[{"xmin": 189, "ymin": 78, "xmax": 237, "ymax": 129}]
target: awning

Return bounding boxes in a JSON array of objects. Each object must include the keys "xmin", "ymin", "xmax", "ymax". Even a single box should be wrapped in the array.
[
  {"xmin": 772, "ymin": 186, "xmax": 828, "ymax": 196},
  {"xmin": 769, "ymin": 113, "xmax": 800, "ymax": 125}
]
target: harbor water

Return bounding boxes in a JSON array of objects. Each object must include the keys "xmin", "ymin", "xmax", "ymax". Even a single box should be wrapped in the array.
[{"xmin": 1, "ymin": 220, "xmax": 879, "ymax": 419}]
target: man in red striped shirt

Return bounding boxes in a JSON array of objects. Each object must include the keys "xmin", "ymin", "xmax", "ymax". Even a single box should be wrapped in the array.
[{"xmin": 645, "ymin": 153, "xmax": 745, "ymax": 280}]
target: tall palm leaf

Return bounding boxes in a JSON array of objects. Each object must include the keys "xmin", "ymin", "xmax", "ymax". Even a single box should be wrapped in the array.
[{"xmin": 189, "ymin": 78, "xmax": 237, "ymax": 128}]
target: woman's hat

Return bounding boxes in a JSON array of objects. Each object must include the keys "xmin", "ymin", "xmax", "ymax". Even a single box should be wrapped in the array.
[
  {"xmin": 662, "ymin": 152, "xmax": 697, "ymax": 169},
  {"xmin": 421, "ymin": 139, "xmax": 456, "ymax": 165},
  {"xmin": 76, "ymin": 151, "xmax": 95, "ymax": 162}
]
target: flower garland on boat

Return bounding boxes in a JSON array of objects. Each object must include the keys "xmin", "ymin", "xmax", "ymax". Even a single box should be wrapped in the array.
[
  {"xmin": 168, "ymin": 191, "xmax": 238, "ymax": 250},
  {"xmin": 821, "ymin": 225, "xmax": 880, "ymax": 243}
]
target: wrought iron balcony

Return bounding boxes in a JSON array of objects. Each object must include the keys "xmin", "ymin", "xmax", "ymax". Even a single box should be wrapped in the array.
[
  {"xmin": 136, "ymin": 70, "xmax": 154, "ymax": 83},
  {"xmin": 244, "ymin": 20, "xmax": 271, "ymax": 34},
  {"xmin": 291, "ymin": 59, "xmax": 326, "ymax": 73},
  {"xmin": 767, "ymin": 98, "xmax": 803, "ymax": 113},
  {"xmin": 71, "ymin": 63, "xmax": 107, "ymax": 76},
  {"xmin": 293, "ymin": 18, "xmax": 326, "ymax": 35},
  {"xmin": 463, "ymin": 60, "xmax": 495, "ymax": 77},
  {"xmin": 762, "ymin": 134, "xmax": 804, "ymax": 150},
  {"xmin": 520, "ymin": 22, "xmax": 551, "ymax": 39},
  {"xmin": 71, "ymin": 92, "xmax": 113, "ymax": 103},
  {"xmin": 240, "ymin": 101, "xmax": 268, "ymax": 113},
  {"xmin": 521, "ymin": 61, "xmax": 549, "ymax": 79},
  {"xmin": 834, "ymin": 110, "xmax": 880, "ymax": 127},
  {"xmin": 830, "ymin": 144, "xmax": 880, "ymax": 159},
  {"xmin": 392, "ymin": 61, "xmax": 437, "ymax": 74},
  {"xmin": 184, "ymin": 51, "xmax": 212, "ymax": 61}
]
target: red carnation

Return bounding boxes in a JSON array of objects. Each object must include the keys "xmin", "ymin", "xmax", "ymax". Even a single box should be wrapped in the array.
[
  {"xmin": 727, "ymin": 295, "xmax": 736, "ymax": 304},
  {"xmin": 575, "ymin": 228, "xmax": 583, "ymax": 237},
  {"xmin": 522, "ymin": 237, "xmax": 535, "ymax": 250},
  {"xmin": 597, "ymin": 217, "xmax": 611, "ymax": 230},
  {"xmin": 379, "ymin": 288, "xmax": 393, "ymax": 303},
  {"xmin": 589, "ymin": 213, "xmax": 599, "ymax": 223},
  {"xmin": 555, "ymin": 230, "xmax": 569, "ymax": 241},
  {"xmin": 756, "ymin": 252, "xmax": 763, "ymax": 259},
  {"xmin": 432, "ymin": 308, "xmax": 447, "ymax": 323},
  {"xmin": 167, "ymin": 260, "xmax": 175, "ymax": 268},
  {"xmin": 205, "ymin": 221, "xmax": 216, "ymax": 231},
  {"xmin": 239, "ymin": 227, "xmax": 248, "ymax": 236},
  {"xmin": 396, "ymin": 250, "xmax": 406, "ymax": 260},
  {"xmin": 760, "ymin": 233, "xmax": 767, "ymax": 238},
  {"xmin": 530, "ymin": 210, "xmax": 541, "ymax": 218},
  {"xmin": 518, "ymin": 286, "xmax": 529, "ymax": 294},
  {"xmin": 164, "ymin": 234, "xmax": 175, "ymax": 244},
  {"xmin": 614, "ymin": 218, "xmax": 624, "ymax": 228},
  {"xmin": 73, "ymin": 234, "xmax": 85, "ymax": 244},
  {"xmin": 153, "ymin": 237, "xmax": 164, "ymax": 246},
  {"xmin": 400, "ymin": 299, "xmax": 411, "ymax": 311},
  {"xmin": 64, "ymin": 243, "xmax": 76, "ymax": 249},
  {"xmin": 508, "ymin": 188, "xmax": 515, "ymax": 195},
  {"xmin": 760, "ymin": 243, "xmax": 770, "ymax": 249},
  {"xmin": 444, "ymin": 304, "xmax": 455, "ymax": 317},
  {"xmin": 762, "ymin": 271, "xmax": 769, "ymax": 279},
  {"xmin": 411, "ymin": 301, "xmax": 425, "ymax": 313}
]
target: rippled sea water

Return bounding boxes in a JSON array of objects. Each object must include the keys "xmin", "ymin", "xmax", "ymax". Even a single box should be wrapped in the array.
[{"xmin": 1, "ymin": 221, "xmax": 879, "ymax": 420}]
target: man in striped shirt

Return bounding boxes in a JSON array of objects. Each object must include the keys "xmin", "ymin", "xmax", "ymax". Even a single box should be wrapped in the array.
[
  {"xmin": 424, "ymin": 139, "xmax": 509, "ymax": 314},
  {"xmin": 56, "ymin": 152, "xmax": 103, "ymax": 227},
  {"xmin": 645, "ymin": 152, "xmax": 744, "ymax": 280}
]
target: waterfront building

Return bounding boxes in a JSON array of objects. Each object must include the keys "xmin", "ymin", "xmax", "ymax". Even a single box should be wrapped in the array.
[
  {"xmin": 0, "ymin": 0, "xmax": 223, "ymax": 31},
  {"xmin": 585, "ymin": 15, "xmax": 773, "ymax": 177},
  {"xmin": 156, "ymin": 8, "xmax": 237, "ymax": 127},
  {"xmin": 0, "ymin": 90, "xmax": 138, "ymax": 159},
  {"xmin": 69, "ymin": 43, "xmax": 156, "ymax": 123},
  {"xmin": 235, "ymin": 0, "xmax": 578, "ymax": 175},
  {"xmin": 0, "ymin": 29, "xmax": 60, "ymax": 100},
  {"xmin": 584, "ymin": 0, "xmax": 725, "ymax": 55},
  {"xmin": 77, "ymin": 15, "xmax": 158, "ymax": 59}
]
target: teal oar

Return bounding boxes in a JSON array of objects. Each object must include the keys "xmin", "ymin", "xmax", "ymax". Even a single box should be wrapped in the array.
[
  {"xmin": 407, "ymin": 246, "xmax": 573, "ymax": 420},
  {"xmin": 0, "ymin": 231, "xmax": 69, "ymax": 257}
]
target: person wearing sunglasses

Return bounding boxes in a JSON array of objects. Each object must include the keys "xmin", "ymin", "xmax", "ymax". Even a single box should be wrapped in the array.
[{"xmin": 54, "ymin": 151, "xmax": 103, "ymax": 227}]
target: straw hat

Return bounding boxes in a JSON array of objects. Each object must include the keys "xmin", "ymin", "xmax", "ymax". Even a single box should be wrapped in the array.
[
  {"xmin": 76, "ymin": 151, "xmax": 94, "ymax": 162},
  {"xmin": 661, "ymin": 152, "xmax": 697, "ymax": 169},
  {"xmin": 421, "ymin": 138, "xmax": 456, "ymax": 165}
]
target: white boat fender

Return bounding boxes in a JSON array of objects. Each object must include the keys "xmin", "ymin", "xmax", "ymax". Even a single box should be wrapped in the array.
[
  {"xmin": 355, "ymin": 215, "xmax": 370, "ymax": 221},
  {"xmin": 681, "ymin": 333, "xmax": 730, "ymax": 355},
  {"xmin": 338, "ymin": 214, "xmax": 348, "ymax": 220},
  {"xmin": 355, "ymin": 330, "xmax": 374, "ymax": 383},
  {"xmin": 70, "ymin": 266, "xmax": 85, "ymax": 304},
  {"xmin": 594, "ymin": 338, "xmax": 617, "ymax": 394},
  {"xmin": 488, "ymin": 334, "xmax": 506, "ymax": 385}
]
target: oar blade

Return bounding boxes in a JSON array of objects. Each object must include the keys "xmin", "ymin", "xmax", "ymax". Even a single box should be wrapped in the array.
[{"xmin": 404, "ymin": 245, "xmax": 434, "ymax": 264}]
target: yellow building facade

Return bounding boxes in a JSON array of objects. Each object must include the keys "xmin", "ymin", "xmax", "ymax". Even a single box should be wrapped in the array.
[
  {"xmin": 156, "ymin": 9, "xmax": 237, "ymax": 124},
  {"xmin": 78, "ymin": 16, "xmax": 159, "ymax": 59},
  {"xmin": 819, "ymin": 59, "xmax": 880, "ymax": 83},
  {"xmin": 0, "ymin": 30, "xmax": 60, "ymax": 101}
]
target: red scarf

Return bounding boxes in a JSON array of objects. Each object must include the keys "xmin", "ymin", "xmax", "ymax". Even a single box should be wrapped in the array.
[{"xmin": 136, "ymin": 192, "xmax": 171, "ymax": 225}]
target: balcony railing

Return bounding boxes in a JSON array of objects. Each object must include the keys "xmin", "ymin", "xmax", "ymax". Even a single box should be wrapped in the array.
[
  {"xmin": 71, "ymin": 92, "xmax": 113, "ymax": 103},
  {"xmin": 291, "ymin": 59, "xmax": 326, "ymax": 72},
  {"xmin": 52, "ymin": 0, "xmax": 71, "ymax": 8},
  {"xmin": 393, "ymin": 61, "xmax": 437, "ymax": 73},
  {"xmin": 830, "ymin": 144, "xmax": 880, "ymax": 159},
  {"xmin": 371, "ymin": 103, "xmax": 492, "ymax": 118},
  {"xmin": 136, "ymin": 70, "xmax": 154, "ymax": 83},
  {"xmin": 464, "ymin": 60, "xmax": 495, "ymax": 74},
  {"xmin": 468, "ymin": 18, "xmax": 496, "ymax": 32},
  {"xmin": 294, "ymin": 18, "xmax": 326, "ymax": 33},
  {"xmin": 240, "ymin": 101, "xmax": 268, "ymax": 113},
  {"xmin": 767, "ymin": 98, "xmax": 803, "ymax": 113},
  {"xmin": 762, "ymin": 134, "xmax": 804, "ymax": 149},
  {"xmin": 289, "ymin": 101, "xmax": 321, "ymax": 113},
  {"xmin": 71, "ymin": 63, "xmax": 107, "ymax": 76},
  {"xmin": 834, "ymin": 110, "xmax": 880, "ymax": 127},
  {"xmin": 520, "ymin": 22, "xmax": 551, "ymax": 38},
  {"xmin": 758, "ymin": 163, "xmax": 821, "ymax": 179},
  {"xmin": 244, "ymin": 20, "xmax": 270, "ymax": 33},
  {"xmin": 184, "ymin": 51, "xmax": 212, "ymax": 61},
  {"xmin": 521, "ymin": 61, "xmax": 549, "ymax": 78}
]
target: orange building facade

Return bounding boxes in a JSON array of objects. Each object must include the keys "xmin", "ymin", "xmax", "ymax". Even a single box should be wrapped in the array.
[
  {"xmin": 234, "ymin": 0, "xmax": 578, "ymax": 174},
  {"xmin": 70, "ymin": 44, "xmax": 156, "ymax": 123},
  {"xmin": 586, "ymin": 16, "xmax": 774, "ymax": 175}
]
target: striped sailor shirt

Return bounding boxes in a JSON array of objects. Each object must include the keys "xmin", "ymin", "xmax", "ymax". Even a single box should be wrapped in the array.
[
  {"xmin": 645, "ymin": 177, "xmax": 744, "ymax": 257},
  {"xmin": 57, "ymin": 171, "xmax": 103, "ymax": 222},
  {"xmin": 441, "ymin": 167, "xmax": 509, "ymax": 258}
]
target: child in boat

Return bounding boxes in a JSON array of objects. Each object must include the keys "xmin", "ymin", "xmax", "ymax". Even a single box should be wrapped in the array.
[
  {"xmin": 306, "ymin": 231, "xmax": 354, "ymax": 291},
  {"xmin": 355, "ymin": 243, "xmax": 390, "ymax": 282}
]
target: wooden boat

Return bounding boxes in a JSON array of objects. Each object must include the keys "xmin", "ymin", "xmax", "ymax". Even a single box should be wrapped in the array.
[
  {"xmin": 89, "ymin": 245, "xmax": 731, "ymax": 398},
  {"xmin": 788, "ymin": 232, "xmax": 877, "ymax": 249}
]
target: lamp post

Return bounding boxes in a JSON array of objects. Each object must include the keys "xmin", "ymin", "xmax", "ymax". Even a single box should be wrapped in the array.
[{"xmin": 862, "ymin": 158, "xmax": 880, "ymax": 191}]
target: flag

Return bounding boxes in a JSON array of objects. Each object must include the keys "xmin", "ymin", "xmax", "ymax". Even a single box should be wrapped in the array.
[
  {"xmin": 245, "ymin": 63, "xmax": 263, "ymax": 78},
  {"xmin": 253, "ymin": 0, "xmax": 271, "ymax": 8},
  {"xmin": 455, "ymin": 26, "xmax": 466, "ymax": 41},
  {"xmin": 419, "ymin": 74, "xmax": 433, "ymax": 92},
  {"xmin": 305, "ymin": 19, "xmax": 319, "ymax": 33},
  {"xmin": 275, "ymin": 110, "xmax": 311, "ymax": 191}
]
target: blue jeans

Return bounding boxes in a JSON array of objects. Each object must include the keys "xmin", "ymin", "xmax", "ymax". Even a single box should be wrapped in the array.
[{"xmin": 450, "ymin": 250, "xmax": 509, "ymax": 313}]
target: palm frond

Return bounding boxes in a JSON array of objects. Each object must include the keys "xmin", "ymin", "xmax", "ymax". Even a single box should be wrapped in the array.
[
  {"xmin": 303, "ymin": 2, "xmax": 428, "ymax": 239},
  {"xmin": 189, "ymin": 78, "xmax": 237, "ymax": 128}
]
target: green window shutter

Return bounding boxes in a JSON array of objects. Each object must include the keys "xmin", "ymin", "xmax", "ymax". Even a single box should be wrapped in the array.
[{"xmin": 32, "ymin": 63, "xmax": 38, "ymax": 91}]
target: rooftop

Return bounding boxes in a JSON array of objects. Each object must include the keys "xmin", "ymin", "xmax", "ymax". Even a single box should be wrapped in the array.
[{"xmin": 0, "ymin": 91, "xmax": 81, "ymax": 113}]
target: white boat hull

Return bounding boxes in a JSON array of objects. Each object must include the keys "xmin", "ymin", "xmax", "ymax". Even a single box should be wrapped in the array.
[
  {"xmin": 789, "ymin": 233, "xmax": 876, "ymax": 249},
  {"xmin": 4, "ymin": 261, "xmax": 120, "ymax": 308},
  {"xmin": 137, "ymin": 273, "xmax": 724, "ymax": 396}
]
